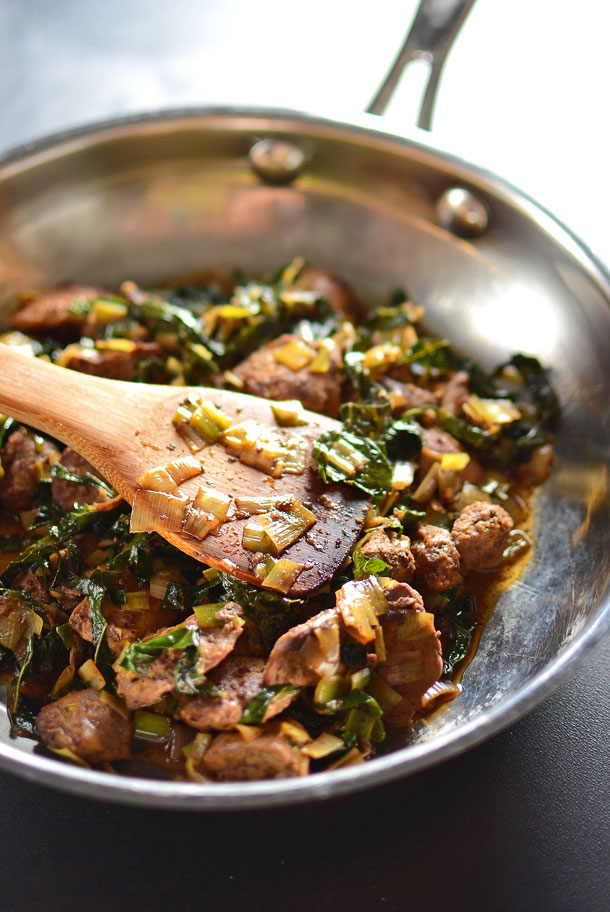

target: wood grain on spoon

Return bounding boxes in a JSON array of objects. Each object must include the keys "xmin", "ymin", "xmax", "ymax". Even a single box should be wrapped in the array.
[{"xmin": 0, "ymin": 346, "xmax": 370, "ymax": 595}]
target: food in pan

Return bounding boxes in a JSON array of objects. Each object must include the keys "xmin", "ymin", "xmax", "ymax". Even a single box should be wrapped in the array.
[{"xmin": 0, "ymin": 259, "xmax": 558, "ymax": 780}]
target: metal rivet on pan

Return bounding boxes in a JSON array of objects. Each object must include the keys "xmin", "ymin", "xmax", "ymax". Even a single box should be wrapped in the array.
[
  {"xmin": 248, "ymin": 138, "xmax": 306, "ymax": 185},
  {"xmin": 436, "ymin": 187, "xmax": 489, "ymax": 238}
]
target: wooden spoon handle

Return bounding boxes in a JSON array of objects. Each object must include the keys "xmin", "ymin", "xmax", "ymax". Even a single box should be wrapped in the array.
[{"xmin": 0, "ymin": 345, "xmax": 139, "ymax": 454}]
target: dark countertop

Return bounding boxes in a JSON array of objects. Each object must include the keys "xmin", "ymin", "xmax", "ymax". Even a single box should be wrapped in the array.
[{"xmin": 0, "ymin": 2, "xmax": 608, "ymax": 910}]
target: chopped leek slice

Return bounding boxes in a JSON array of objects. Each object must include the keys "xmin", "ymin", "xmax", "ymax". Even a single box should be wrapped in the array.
[
  {"xmin": 350, "ymin": 668, "xmax": 371, "ymax": 691},
  {"xmin": 165, "ymin": 455, "xmax": 203, "ymax": 485},
  {"xmin": 280, "ymin": 719, "xmax": 311, "ymax": 746},
  {"xmin": 235, "ymin": 493, "xmax": 295, "ymax": 515},
  {"xmin": 124, "ymin": 591, "xmax": 150, "ymax": 612},
  {"xmin": 192, "ymin": 486, "xmax": 232, "ymax": 522},
  {"xmin": 463, "ymin": 394, "xmax": 521, "ymax": 428},
  {"xmin": 391, "ymin": 461, "xmax": 415, "ymax": 491},
  {"xmin": 193, "ymin": 602, "xmax": 227, "ymax": 628},
  {"xmin": 335, "ymin": 577, "xmax": 387, "ymax": 644},
  {"xmin": 309, "ymin": 339, "xmax": 336, "ymax": 374},
  {"xmin": 272, "ymin": 338, "xmax": 314, "ymax": 371},
  {"xmin": 302, "ymin": 732, "xmax": 345, "ymax": 759},
  {"xmin": 91, "ymin": 299, "xmax": 128, "ymax": 326},
  {"xmin": 136, "ymin": 466, "xmax": 178, "ymax": 493},
  {"xmin": 77, "ymin": 659, "xmax": 105, "ymax": 690},
  {"xmin": 130, "ymin": 489, "xmax": 188, "ymax": 533},
  {"xmin": 96, "ymin": 338, "xmax": 136, "ymax": 353},
  {"xmin": 134, "ymin": 709, "xmax": 171, "ymax": 742},
  {"xmin": 440, "ymin": 452, "xmax": 470, "ymax": 471},
  {"xmin": 261, "ymin": 559, "xmax": 306, "ymax": 593},
  {"xmin": 271, "ymin": 400, "xmax": 309, "ymax": 426},
  {"xmin": 242, "ymin": 522, "xmax": 274, "ymax": 554},
  {"xmin": 182, "ymin": 506, "xmax": 218, "ymax": 540},
  {"xmin": 189, "ymin": 399, "xmax": 232, "ymax": 443},
  {"xmin": 362, "ymin": 342, "xmax": 402, "ymax": 370},
  {"xmin": 326, "ymin": 747, "xmax": 365, "ymax": 770},
  {"xmin": 258, "ymin": 500, "xmax": 316, "ymax": 555},
  {"xmin": 51, "ymin": 663, "xmax": 75, "ymax": 698},
  {"xmin": 314, "ymin": 675, "xmax": 346, "ymax": 705}
]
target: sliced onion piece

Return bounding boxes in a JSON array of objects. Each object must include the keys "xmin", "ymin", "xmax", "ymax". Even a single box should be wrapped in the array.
[
  {"xmin": 261, "ymin": 559, "xmax": 306, "ymax": 593},
  {"xmin": 130, "ymin": 489, "xmax": 188, "ymax": 533}
]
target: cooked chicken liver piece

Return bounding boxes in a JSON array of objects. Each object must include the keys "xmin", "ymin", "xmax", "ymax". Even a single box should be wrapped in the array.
[
  {"xmin": 359, "ymin": 528, "xmax": 415, "ymax": 583},
  {"xmin": 68, "ymin": 592, "xmax": 176, "ymax": 658},
  {"xmin": 232, "ymin": 333, "xmax": 343, "ymax": 417},
  {"xmin": 179, "ymin": 655, "xmax": 294, "ymax": 731},
  {"xmin": 10, "ymin": 284, "xmax": 104, "ymax": 338},
  {"xmin": 263, "ymin": 608, "xmax": 343, "ymax": 687},
  {"xmin": 115, "ymin": 603, "xmax": 245, "ymax": 710},
  {"xmin": 293, "ymin": 266, "xmax": 361, "ymax": 321},
  {"xmin": 36, "ymin": 689, "xmax": 133, "ymax": 763},
  {"xmin": 411, "ymin": 524, "xmax": 463, "ymax": 594},
  {"xmin": 451, "ymin": 501, "xmax": 514, "ymax": 571},
  {"xmin": 377, "ymin": 599, "xmax": 443, "ymax": 726},
  {"xmin": 0, "ymin": 429, "xmax": 59, "ymax": 512},
  {"xmin": 51, "ymin": 447, "xmax": 111, "ymax": 511},
  {"xmin": 61, "ymin": 341, "xmax": 161, "ymax": 381},
  {"xmin": 202, "ymin": 731, "xmax": 309, "ymax": 780}
]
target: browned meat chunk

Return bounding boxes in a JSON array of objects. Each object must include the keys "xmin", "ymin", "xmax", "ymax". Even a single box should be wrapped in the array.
[
  {"xmin": 68, "ymin": 592, "xmax": 175, "ymax": 657},
  {"xmin": 359, "ymin": 529, "xmax": 415, "ymax": 582},
  {"xmin": 201, "ymin": 731, "xmax": 309, "ymax": 780},
  {"xmin": 179, "ymin": 655, "xmax": 294, "ymax": 731},
  {"xmin": 51, "ymin": 447, "xmax": 111, "ymax": 511},
  {"xmin": 264, "ymin": 608, "xmax": 343, "ymax": 687},
  {"xmin": 411, "ymin": 524, "xmax": 462, "ymax": 593},
  {"xmin": 293, "ymin": 266, "xmax": 361, "ymax": 321},
  {"xmin": 516, "ymin": 443, "xmax": 555, "ymax": 486},
  {"xmin": 419, "ymin": 425, "xmax": 483, "ymax": 484},
  {"xmin": 232, "ymin": 333, "xmax": 343, "ymax": 417},
  {"xmin": 115, "ymin": 649, "xmax": 179, "ymax": 711},
  {"xmin": 419, "ymin": 426, "xmax": 464, "ymax": 474},
  {"xmin": 380, "ymin": 377, "xmax": 437, "ymax": 413},
  {"xmin": 116, "ymin": 603, "xmax": 245, "ymax": 710},
  {"xmin": 451, "ymin": 501, "xmax": 514, "ymax": 571},
  {"xmin": 439, "ymin": 371, "xmax": 470, "ymax": 415},
  {"xmin": 61, "ymin": 341, "xmax": 161, "ymax": 381},
  {"xmin": 383, "ymin": 580, "xmax": 425, "ymax": 615},
  {"xmin": 10, "ymin": 284, "xmax": 103, "ymax": 338},
  {"xmin": 13, "ymin": 569, "xmax": 50, "ymax": 605},
  {"xmin": 0, "ymin": 429, "xmax": 59, "ymax": 512},
  {"xmin": 36, "ymin": 689, "xmax": 133, "ymax": 763},
  {"xmin": 377, "ymin": 603, "xmax": 443, "ymax": 726}
]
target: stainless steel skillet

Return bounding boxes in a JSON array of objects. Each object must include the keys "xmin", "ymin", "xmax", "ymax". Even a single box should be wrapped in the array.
[{"xmin": 0, "ymin": 0, "xmax": 608, "ymax": 809}]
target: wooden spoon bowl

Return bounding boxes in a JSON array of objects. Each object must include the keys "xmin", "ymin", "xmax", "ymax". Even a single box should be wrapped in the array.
[{"xmin": 0, "ymin": 346, "xmax": 370, "ymax": 595}]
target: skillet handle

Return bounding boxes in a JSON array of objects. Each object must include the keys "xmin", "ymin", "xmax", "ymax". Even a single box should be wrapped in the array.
[{"xmin": 367, "ymin": 0, "xmax": 476, "ymax": 131}]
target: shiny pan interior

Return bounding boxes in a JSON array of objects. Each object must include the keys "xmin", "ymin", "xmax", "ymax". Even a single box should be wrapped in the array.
[{"xmin": 0, "ymin": 108, "xmax": 608, "ymax": 809}]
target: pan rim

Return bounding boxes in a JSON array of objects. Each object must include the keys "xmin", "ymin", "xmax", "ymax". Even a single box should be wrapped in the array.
[{"xmin": 0, "ymin": 104, "xmax": 608, "ymax": 810}]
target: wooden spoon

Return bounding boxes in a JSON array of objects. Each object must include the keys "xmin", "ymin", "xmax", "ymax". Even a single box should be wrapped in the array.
[{"xmin": 0, "ymin": 347, "xmax": 370, "ymax": 596}]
